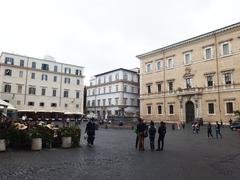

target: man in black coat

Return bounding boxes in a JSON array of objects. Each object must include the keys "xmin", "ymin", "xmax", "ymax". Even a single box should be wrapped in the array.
[
  {"xmin": 157, "ymin": 121, "xmax": 166, "ymax": 151},
  {"xmin": 85, "ymin": 119, "xmax": 96, "ymax": 146}
]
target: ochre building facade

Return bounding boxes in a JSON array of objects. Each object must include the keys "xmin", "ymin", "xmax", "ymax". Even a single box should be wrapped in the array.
[{"xmin": 137, "ymin": 23, "xmax": 240, "ymax": 124}]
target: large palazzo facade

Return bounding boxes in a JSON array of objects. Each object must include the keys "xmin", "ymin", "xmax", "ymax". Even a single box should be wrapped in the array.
[{"xmin": 137, "ymin": 23, "xmax": 240, "ymax": 124}]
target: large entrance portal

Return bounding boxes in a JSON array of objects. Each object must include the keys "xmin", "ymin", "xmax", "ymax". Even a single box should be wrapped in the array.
[{"xmin": 185, "ymin": 101, "xmax": 195, "ymax": 123}]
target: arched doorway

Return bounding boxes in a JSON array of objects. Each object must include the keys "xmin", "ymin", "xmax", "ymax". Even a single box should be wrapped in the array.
[{"xmin": 185, "ymin": 101, "xmax": 195, "ymax": 123}]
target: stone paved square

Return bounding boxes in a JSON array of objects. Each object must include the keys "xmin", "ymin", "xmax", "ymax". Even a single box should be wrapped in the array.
[{"xmin": 0, "ymin": 123, "xmax": 239, "ymax": 180}]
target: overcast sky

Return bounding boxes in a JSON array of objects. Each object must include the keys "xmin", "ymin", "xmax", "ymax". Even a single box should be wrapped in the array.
[{"xmin": 0, "ymin": 0, "xmax": 239, "ymax": 84}]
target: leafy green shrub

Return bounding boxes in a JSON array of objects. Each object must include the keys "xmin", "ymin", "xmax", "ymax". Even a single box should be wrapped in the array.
[
  {"xmin": 8, "ymin": 127, "xmax": 31, "ymax": 149},
  {"xmin": 60, "ymin": 126, "xmax": 81, "ymax": 147}
]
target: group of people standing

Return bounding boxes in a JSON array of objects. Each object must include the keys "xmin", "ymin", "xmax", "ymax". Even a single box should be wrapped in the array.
[
  {"xmin": 207, "ymin": 121, "xmax": 223, "ymax": 139},
  {"xmin": 136, "ymin": 118, "xmax": 166, "ymax": 151}
]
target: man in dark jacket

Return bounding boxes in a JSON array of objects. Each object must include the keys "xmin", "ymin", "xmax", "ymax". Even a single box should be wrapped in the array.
[
  {"xmin": 148, "ymin": 121, "xmax": 156, "ymax": 151},
  {"xmin": 207, "ymin": 122, "xmax": 213, "ymax": 138},
  {"xmin": 136, "ymin": 118, "xmax": 146, "ymax": 151},
  {"xmin": 157, "ymin": 121, "xmax": 166, "ymax": 151},
  {"xmin": 85, "ymin": 119, "xmax": 96, "ymax": 146}
]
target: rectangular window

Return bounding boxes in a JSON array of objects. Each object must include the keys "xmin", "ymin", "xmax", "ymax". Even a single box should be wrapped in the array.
[
  {"xmin": 98, "ymin": 78, "xmax": 101, "ymax": 85},
  {"xmin": 146, "ymin": 63, "xmax": 152, "ymax": 73},
  {"xmin": 115, "ymin": 73, "xmax": 119, "ymax": 80},
  {"xmin": 64, "ymin": 90, "xmax": 69, "ymax": 98},
  {"xmin": 124, "ymin": 85, "xmax": 127, "ymax": 92},
  {"xmin": 20, "ymin": 60, "xmax": 24, "ymax": 67},
  {"xmin": 207, "ymin": 76, "xmax": 213, "ymax": 87},
  {"xmin": 131, "ymin": 99, "xmax": 135, "ymax": 106},
  {"xmin": 53, "ymin": 76, "xmax": 57, "ymax": 82},
  {"xmin": 28, "ymin": 102, "xmax": 34, "ymax": 106},
  {"xmin": 75, "ymin": 69, "xmax": 81, "ymax": 76},
  {"xmin": 109, "ymin": 86, "xmax": 112, "ymax": 93},
  {"xmin": 29, "ymin": 87, "xmax": 36, "ymax": 95},
  {"xmin": 147, "ymin": 105, "xmax": 152, "ymax": 114},
  {"xmin": 17, "ymin": 85, "xmax": 22, "ymax": 94},
  {"xmin": 123, "ymin": 73, "xmax": 128, "ymax": 80},
  {"xmin": 41, "ymin": 64, "xmax": 49, "ymax": 71},
  {"xmin": 42, "ymin": 74, "xmax": 48, "ymax": 81},
  {"xmin": 77, "ymin": 79, "xmax": 80, "ymax": 85},
  {"xmin": 103, "ymin": 87, "xmax": 106, "ymax": 94},
  {"xmin": 54, "ymin": 65, "xmax": 58, "ymax": 72},
  {"xmin": 108, "ymin": 98, "xmax": 112, "ymax": 105},
  {"xmin": 52, "ymin": 89, "xmax": 57, "ymax": 97},
  {"xmin": 169, "ymin": 105, "xmax": 174, "ymax": 115},
  {"xmin": 103, "ymin": 76, "xmax": 106, "ymax": 83},
  {"xmin": 208, "ymin": 103, "xmax": 215, "ymax": 114},
  {"xmin": 31, "ymin": 73, "xmax": 35, "ymax": 79},
  {"xmin": 222, "ymin": 42, "xmax": 230, "ymax": 56},
  {"xmin": 64, "ymin": 67, "xmax": 71, "ymax": 74},
  {"xmin": 4, "ymin": 84, "xmax": 11, "ymax": 93},
  {"xmin": 147, "ymin": 85, "xmax": 151, "ymax": 94},
  {"xmin": 64, "ymin": 77, "xmax": 70, "ymax": 84},
  {"xmin": 115, "ymin": 98, "xmax": 119, "ymax": 105},
  {"xmin": 19, "ymin": 71, "xmax": 24, "ymax": 78},
  {"xmin": 226, "ymin": 102, "xmax": 233, "ymax": 114},
  {"xmin": 5, "ymin": 57, "xmax": 14, "ymax": 65},
  {"xmin": 123, "ymin": 98, "xmax": 127, "ymax": 105},
  {"xmin": 39, "ymin": 102, "xmax": 44, "ymax": 107},
  {"xmin": 5, "ymin": 69, "xmax": 12, "ymax": 76},
  {"xmin": 184, "ymin": 52, "xmax": 192, "ymax": 65},
  {"xmin": 32, "ymin": 62, "xmax": 36, "ymax": 69},
  {"xmin": 97, "ymin": 99, "xmax": 100, "ymax": 106},
  {"xmin": 109, "ymin": 75, "xmax": 112, "ymax": 82},
  {"xmin": 116, "ymin": 85, "xmax": 119, "ymax": 92},
  {"xmin": 158, "ymin": 105, "xmax": 162, "ymax": 114},
  {"xmin": 41, "ymin": 88, "xmax": 46, "ymax": 96},
  {"xmin": 131, "ymin": 86, "xmax": 134, "ymax": 93},
  {"xmin": 156, "ymin": 60, "xmax": 163, "ymax": 71},
  {"xmin": 87, "ymin": 100, "xmax": 90, "ymax": 107},
  {"xmin": 157, "ymin": 83, "xmax": 162, "ymax": 93},
  {"xmin": 168, "ymin": 81, "xmax": 174, "ymax": 93},
  {"xmin": 65, "ymin": 104, "xmax": 68, "ymax": 108},
  {"xmin": 17, "ymin": 100, "xmax": 21, "ymax": 105},
  {"xmin": 76, "ymin": 91, "xmax": 80, "ymax": 99},
  {"xmin": 205, "ymin": 47, "xmax": 212, "ymax": 60},
  {"xmin": 167, "ymin": 58, "xmax": 174, "ymax": 68},
  {"xmin": 98, "ymin": 88, "xmax": 101, "ymax": 94},
  {"xmin": 51, "ymin": 103, "xmax": 57, "ymax": 107},
  {"xmin": 186, "ymin": 78, "xmax": 192, "ymax": 88},
  {"xmin": 103, "ymin": 99, "xmax": 106, "ymax": 106},
  {"xmin": 224, "ymin": 73, "xmax": 232, "ymax": 85}
]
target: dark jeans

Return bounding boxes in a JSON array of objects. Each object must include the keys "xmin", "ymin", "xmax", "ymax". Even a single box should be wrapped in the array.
[
  {"xmin": 158, "ymin": 136, "xmax": 165, "ymax": 150},
  {"xmin": 207, "ymin": 130, "xmax": 213, "ymax": 138},
  {"xmin": 87, "ymin": 135, "xmax": 95, "ymax": 145},
  {"xmin": 149, "ymin": 136, "xmax": 155, "ymax": 150},
  {"xmin": 135, "ymin": 135, "xmax": 139, "ymax": 149},
  {"xmin": 216, "ymin": 130, "xmax": 222, "ymax": 139}
]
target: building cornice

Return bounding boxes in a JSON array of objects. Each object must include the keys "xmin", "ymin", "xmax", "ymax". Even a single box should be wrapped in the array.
[
  {"xmin": 86, "ymin": 80, "xmax": 139, "ymax": 89},
  {"xmin": 136, "ymin": 22, "xmax": 240, "ymax": 59},
  {"xmin": 1, "ymin": 52, "xmax": 84, "ymax": 69}
]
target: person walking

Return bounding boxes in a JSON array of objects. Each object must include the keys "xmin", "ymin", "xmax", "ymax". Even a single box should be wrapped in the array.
[
  {"xmin": 207, "ymin": 122, "xmax": 213, "ymax": 138},
  {"xmin": 148, "ymin": 121, "xmax": 156, "ymax": 151},
  {"xmin": 157, "ymin": 121, "xmax": 166, "ymax": 151},
  {"xmin": 85, "ymin": 118, "xmax": 96, "ymax": 146},
  {"xmin": 215, "ymin": 121, "xmax": 222, "ymax": 139},
  {"xmin": 137, "ymin": 118, "xmax": 146, "ymax": 151}
]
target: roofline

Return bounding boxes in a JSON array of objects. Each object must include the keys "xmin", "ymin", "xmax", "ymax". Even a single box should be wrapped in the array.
[
  {"xmin": 1, "ymin": 52, "xmax": 84, "ymax": 68},
  {"xmin": 94, "ymin": 68, "xmax": 139, "ymax": 77},
  {"xmin": 136, "ymin": 22, "xmax": 240, "ymax": 59}
]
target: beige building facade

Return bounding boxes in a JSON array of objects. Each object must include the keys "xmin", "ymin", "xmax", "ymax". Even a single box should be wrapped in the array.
[{"xmin": 137, "ymin": 23, "xmax": 240, "ymax": 124}]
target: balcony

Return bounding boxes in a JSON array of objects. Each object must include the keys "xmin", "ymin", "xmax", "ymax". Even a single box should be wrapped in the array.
[{"xmin": 176, "ymin": 87, "xmax": 203, "ymax": 96}]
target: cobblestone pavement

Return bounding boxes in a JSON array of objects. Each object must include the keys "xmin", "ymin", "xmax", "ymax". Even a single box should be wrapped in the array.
[{"xmin": 0, "ymin": 123, "xmax": 240, "ymax": 180}]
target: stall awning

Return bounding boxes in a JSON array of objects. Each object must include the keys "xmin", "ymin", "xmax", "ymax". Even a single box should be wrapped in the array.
[{"xmin": 0, "ymin": 99, "xmax": 16, "ymax": 110}]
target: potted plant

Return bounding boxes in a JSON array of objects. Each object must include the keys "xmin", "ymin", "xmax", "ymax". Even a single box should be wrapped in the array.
[
  {"xmin": 29, "ymin": 127, "xmax": 42, "ymax": 151},
  {"xmin": 37, "ymin": 125, "xmax": 54, "ymax": 149},
  {"xmin": 0, "ymin": 129, "xmax": 8, "ymax": 152},
  {"xmin": 61, "ymin": 127, "xmax": 72, "ymax": 148}
]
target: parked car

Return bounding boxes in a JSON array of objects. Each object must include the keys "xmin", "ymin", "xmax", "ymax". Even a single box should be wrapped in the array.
[{"xmin": 230, "ymin": 120, "xmax": 240, "ymax": 131}]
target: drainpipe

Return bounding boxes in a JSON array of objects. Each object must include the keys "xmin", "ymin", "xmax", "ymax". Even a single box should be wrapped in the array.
[
  {"xmin": 163, "ymin": 50, "xmax": 166, "ymax": 122},
  {"xmin": 214, "ymin": 33, "xmax": 222, "ymax": 122},
  {"xmin": 24, "ymin": 57, "xmax": 29, "ymax": 105}
]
